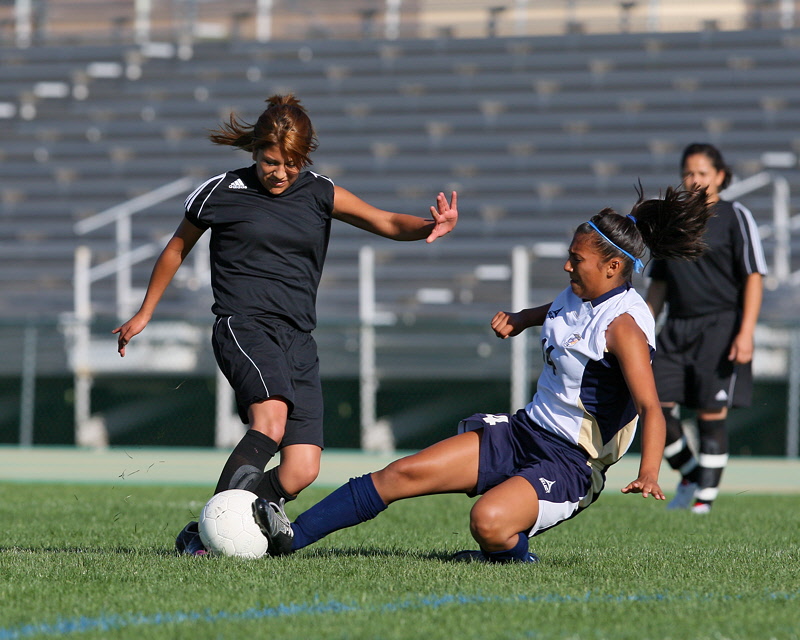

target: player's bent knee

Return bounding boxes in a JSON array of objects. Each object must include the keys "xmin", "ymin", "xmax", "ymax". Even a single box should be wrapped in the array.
[
  {"xmin": 469, "ymin": 502, "xmax": 513, "ymax": 547},
  {"xmin": 372, "ymin": 457, "xmax": 428, "ymax": 501},
  {"xmin": 279, "ymin": 466, "xmax": 319, "ymax": 497},
  {"xmin": 379, "ymin": 457, "xmax": 419, "ymax": 484}
]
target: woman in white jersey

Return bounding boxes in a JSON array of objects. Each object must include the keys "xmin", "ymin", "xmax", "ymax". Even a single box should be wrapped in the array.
[
  {"xmin": 254, "ymin": 186, "xmax": 712, "ymax": 563},
  {"xmin": 112, "ymin": 95, "xmax": 458, "ymax": 555}
]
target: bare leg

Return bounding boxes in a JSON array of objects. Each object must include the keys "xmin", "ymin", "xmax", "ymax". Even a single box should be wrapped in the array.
[
  {"xmin": 276, "ymin": 444, "xmax": 322, "ymax": 497},
  {"xmin": 248, "ymin": 397, "xmax": 289, "ymax": 442},
  {"xmin": 371, "ymin": 430, "xmax": 482, "ymax": 504},
  {"xmin": 215, "ymin": 398, "xmax": 290, "ymax": 498},
  {"xmin": 279, "ymin": 430, "xmax": 482, "ymax": 552},
  {"xmin": 469, "ymin": 476, "xmax": 539, "ymax": 551}
]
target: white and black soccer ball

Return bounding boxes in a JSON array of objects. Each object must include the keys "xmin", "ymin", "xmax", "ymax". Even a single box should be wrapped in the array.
[{"xmin": 198, "ymin": 489, "xmax": 268, "ymax": 559}]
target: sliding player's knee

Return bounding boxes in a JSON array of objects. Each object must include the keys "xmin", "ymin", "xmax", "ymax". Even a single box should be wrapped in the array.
[{"xmin": 469, "ymin": 501, "xmax": 513, "ymax": 548}]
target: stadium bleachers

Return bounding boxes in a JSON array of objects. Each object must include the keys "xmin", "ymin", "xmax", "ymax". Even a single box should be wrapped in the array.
[{"xmin": 1, "ymin": 27, "xmax": 799, "ymax": 330}]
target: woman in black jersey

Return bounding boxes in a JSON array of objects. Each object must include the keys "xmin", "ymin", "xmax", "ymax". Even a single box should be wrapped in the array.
[
  {"xmin": 646, "ymin": 143, "xmax": 766, "ymax": 514},
  {"xmin": 112, "ymin": 95, "xmax": 458, "ymax": 554}
]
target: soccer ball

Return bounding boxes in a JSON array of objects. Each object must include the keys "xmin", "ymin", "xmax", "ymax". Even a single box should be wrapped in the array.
[{"xmin": 198, "ymin": 489, "xmax": 268, "ymax": 559}]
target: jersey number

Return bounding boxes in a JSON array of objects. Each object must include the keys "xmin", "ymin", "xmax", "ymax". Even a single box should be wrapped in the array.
[{"xmin": 541, "ymin": 339, "xmax": 557, "ymax": 376}]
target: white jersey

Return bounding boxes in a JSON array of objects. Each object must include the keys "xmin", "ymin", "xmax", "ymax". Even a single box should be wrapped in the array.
[{"xmin": 526, "ymin": 284, "xmax": 655, "ymax": 471}]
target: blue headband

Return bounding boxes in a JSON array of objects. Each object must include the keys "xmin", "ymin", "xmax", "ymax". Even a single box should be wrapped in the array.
[{"xmin": 586, "ymin": 221, "xmax": 644, "ymax": 274}]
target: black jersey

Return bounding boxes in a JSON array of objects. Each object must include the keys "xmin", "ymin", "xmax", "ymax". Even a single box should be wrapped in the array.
[
  {"xmin": 649, "ymin": 200, "xmax": 767, "ymax": 318},
  {"xmin": 184, "ymin": 165, "xmax": 335, "ymax": 332}
]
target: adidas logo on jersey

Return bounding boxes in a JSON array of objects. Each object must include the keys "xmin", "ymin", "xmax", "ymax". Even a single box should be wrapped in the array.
[
  {"xmin": 714, "ymin": 389, "xmax": 729, "ymax": 402},
  {"xmin": 539, "ymin": 477, "xmax": 556, "ymax": 494},
  {"xmin": 228, "ymin": 178, "xmax": 247, "ymax": 189}
]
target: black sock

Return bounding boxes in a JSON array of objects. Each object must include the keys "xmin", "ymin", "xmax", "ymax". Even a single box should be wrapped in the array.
[
  {"xmin": 214, "ymin": 429, "xmax": 279, "ymax": 495},
  {"xmin": 695, "ymin": 418, "xmax": 728, "ymax": 504},
  {"xmin": 254, "ymin": 466, "xmax": 296, "ymax": 503},
  {"xmin": 662, "ymin": 407, "xmax": 700, "ymax": 483}
]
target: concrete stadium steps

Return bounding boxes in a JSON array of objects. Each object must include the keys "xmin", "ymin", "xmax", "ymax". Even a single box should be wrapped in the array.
[{"xmin": 1, "ymin": 29, "xmax": 799, "ymax": 324}]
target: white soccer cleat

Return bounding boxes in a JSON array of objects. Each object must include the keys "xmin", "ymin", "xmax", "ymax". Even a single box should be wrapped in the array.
[
  {"xmin": 667, "ymin": 480, "xmax": 698, "ymax": 510},
  {"xmin": 690, "ymin": 502, "xmax": 712, "ymax": 515}
]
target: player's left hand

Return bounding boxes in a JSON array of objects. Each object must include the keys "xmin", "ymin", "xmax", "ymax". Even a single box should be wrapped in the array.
[
  {"xmin": 621, "ymin": 475, "xmax": 665, "ymax": 500},
  {"xmin": 728, "ymin": 331, "xmax": 754, "ymax": 364},
  {"xmin": 426, "ymin": 191, "xmax": 458, "ymax": 243}
]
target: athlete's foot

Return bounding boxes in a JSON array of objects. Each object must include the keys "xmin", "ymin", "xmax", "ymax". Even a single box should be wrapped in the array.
[
  {"xmin": 667, "ymin": 479, "xmax": 698, "ymax": 510},
  {"xmin": 252, "ymin": 497, "xmax": 295, "ymax": 556},
  {"xmin": 174, "ymin": 521, "xmax": 208, "ymax": 556}
]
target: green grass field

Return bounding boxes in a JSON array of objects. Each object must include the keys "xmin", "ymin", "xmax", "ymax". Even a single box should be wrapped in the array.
[{"xmin": 0, "ymin": 483, "xmax": 798, "ymax": 640}]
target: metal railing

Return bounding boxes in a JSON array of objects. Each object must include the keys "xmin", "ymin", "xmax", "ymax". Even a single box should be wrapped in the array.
[
  {"xmin": 68, "ymin": 176, "xmax": 235, "ymax": 448},
  {"xmin": 67, "ymin": 163, "xmax": 798, "ymax": 454}
]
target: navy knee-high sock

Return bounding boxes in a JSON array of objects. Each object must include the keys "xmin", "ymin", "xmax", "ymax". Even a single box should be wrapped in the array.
[
  {"xmin": 484, "ymin": 532, "xmax": 530, "ymax": 563},
  {"xmin": 291, "ymin": 474, "xmax": 387, "ymax": 551}
]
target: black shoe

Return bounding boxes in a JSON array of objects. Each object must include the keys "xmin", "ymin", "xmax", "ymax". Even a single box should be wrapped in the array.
[
  {"xmin": 451, "ymin": 549, "xmax": 488, "ymax": 563},
  {"xmin": 175, "ymin": 521, "xmax": 208, "ymax": 556},
  {"xmin": 253, "ymin": 498, "xmax": 294, "ymax": 556},
  {"xmin": 451, "ymin": 549, "xmax": 539, "ymax": 564}
]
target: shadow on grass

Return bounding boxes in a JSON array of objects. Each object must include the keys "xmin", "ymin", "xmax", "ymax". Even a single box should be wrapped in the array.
[
  {"xmin": 296, "ymin": 546, "xmax": 458, "ymax": 562},
  {"xmin": 0, "ymin": 545, "xmax": 177, "ymax": 556}
]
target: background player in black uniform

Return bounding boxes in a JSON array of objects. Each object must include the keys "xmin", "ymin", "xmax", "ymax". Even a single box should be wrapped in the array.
[
  {"xmin": 112, "ymin": 95, "xmax": 458, "ymax": 554},
  {"xmin": 646, "ymin": 143, "xmax": 767, "ymax": 514}
]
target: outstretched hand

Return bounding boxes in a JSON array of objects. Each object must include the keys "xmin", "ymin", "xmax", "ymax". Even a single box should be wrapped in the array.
[
  {"xmin": 621, "ymin": 475, "xmax": 665, "ymax": 500},
  {"xmin": 426, "ymin": 191, "xmax": 458, "ymax": 243}
]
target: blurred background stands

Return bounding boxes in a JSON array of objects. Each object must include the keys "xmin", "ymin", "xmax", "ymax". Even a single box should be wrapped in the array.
[{"xmin": 0, "ymin": 0, "xmax": 798, "ymax": 454}]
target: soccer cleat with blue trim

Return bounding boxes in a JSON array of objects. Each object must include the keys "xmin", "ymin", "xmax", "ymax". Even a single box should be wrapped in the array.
[
  {"xmin": 175, "ymin": 521, "xmax": 208, "ymax": 556},
  {"xmin": 451, "ymin": 549, "xmax": 539, "ymax": 564},
  {"xmin": 253, "ymin": 497, "xmax": 294, "ymax": 556}
]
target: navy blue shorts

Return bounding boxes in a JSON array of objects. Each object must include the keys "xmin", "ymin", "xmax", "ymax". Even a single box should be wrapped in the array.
[
  {"xmin": 212, "ymin": 315, "xmax": 324, "ymax": 448},
  {"xmin": 458, "ymin": 410, "xmax": 596, "ymax": 536}
]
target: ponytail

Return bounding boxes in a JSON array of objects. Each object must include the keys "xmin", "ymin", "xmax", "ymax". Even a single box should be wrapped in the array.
[
  {"xmin": 630, "ymin": 186, "xmax": 711, "ymax": 260},
  {"xmin": 579, "ymin": 184, "xmax": 712, "ymax": 279}
]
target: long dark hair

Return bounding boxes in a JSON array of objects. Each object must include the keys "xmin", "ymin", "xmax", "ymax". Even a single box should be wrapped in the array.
[
  {"xmin": 576, "ymin": 185, "xmax": 712, "ymax": 279},
  {"xmin": 208, "ymin": 94, "xmax": 318, "ymax": 168}
]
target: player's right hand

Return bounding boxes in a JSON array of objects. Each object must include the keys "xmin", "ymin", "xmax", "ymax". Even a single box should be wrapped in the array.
[
  {"xmin": 112, "ymin": 313, "xmax": 149, "ymax": 357},
  {"xmin": 491, "ymin": 311, "xmax": 523, "ymax": 339}
]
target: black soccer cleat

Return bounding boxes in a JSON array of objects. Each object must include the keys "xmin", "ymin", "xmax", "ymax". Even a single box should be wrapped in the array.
[
  {"xmin": 253, "ymin": 497, "xmax": 295, "ymax": 556},
  {"xmin": 175, "ymin": 521, "xmax": 208, "ymax": 556},
  {"xmin": 451, "ymin": 549, "xmax": 539, "ymax": 564}
]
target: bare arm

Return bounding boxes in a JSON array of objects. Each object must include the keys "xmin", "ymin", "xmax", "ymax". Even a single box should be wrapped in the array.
[
  {"xmin": 645, "ymin": 279, "xmax": 667, "ymax": 319},
  {"xmin": 112, "ymin": 218, "xmax": 205, "ymax": 356},
  {"xmin": 729, "ymin": 272, "xmax": 763, "ymax": 364},
  {"xmin": 332, "ymin": 186, "xmax": 457, "ymax": 243},
  {"xmin": 491, "ymin": 303, "xmax": 552, "ymax": 339},
  {"xmin": 606, "ymin": 313, "xmax": 665, "ymax": 500}
]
